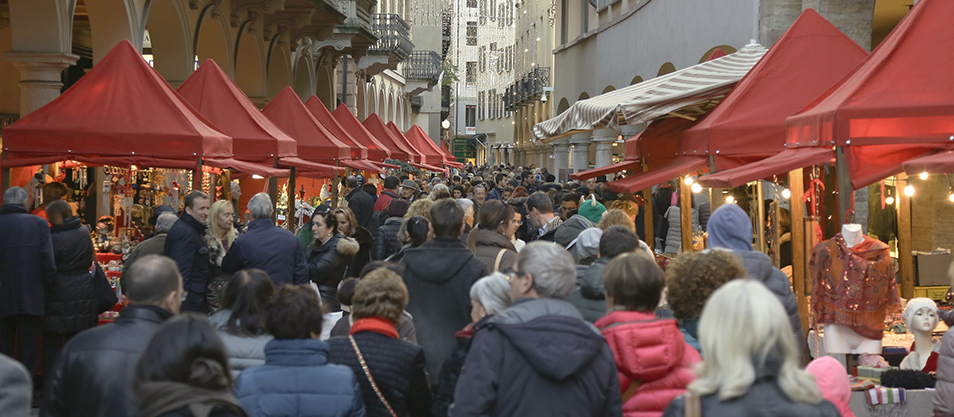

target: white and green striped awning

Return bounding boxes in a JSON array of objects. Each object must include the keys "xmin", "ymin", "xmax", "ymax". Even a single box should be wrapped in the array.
[{"xmin": 533, "ymin": 43, "xmax": 768, "ymax": 142}]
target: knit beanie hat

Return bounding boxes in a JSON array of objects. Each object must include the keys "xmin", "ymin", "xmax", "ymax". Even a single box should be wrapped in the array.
[
  {"xmin": 903, "ymin": 297, "xmax": 938, "ymax": 330},
  {"xmin": 578, "ymin": 195, "xmax": 607, "ymax": 224},
  {"xmin": 387, "ymin": 199, "xmax": 410, "ymax": 218},
  {"xmin": 576, "ymin": 228, "xmax": 603, "ymax": 259},
  {"xmin": 707, "ymin": 203, "xmax": 753, "ymax": 251},
  {"xmin": 805, "ymin": 356, "xmax": 856, "ymax": 417}
]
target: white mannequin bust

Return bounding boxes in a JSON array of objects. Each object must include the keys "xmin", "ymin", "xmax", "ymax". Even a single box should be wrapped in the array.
[
  {"xmin": 823, "ymin": 223, "xmax": 881, "ymax": 354},
  {"xmin": 900, "ymin": 298, "xmax": 939, "ymax": 371}
]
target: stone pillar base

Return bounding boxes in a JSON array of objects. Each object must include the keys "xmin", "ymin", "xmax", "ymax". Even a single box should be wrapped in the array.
[{"xmin": 3, "ymin": 52, "xmax": 80, "ymax": 116}]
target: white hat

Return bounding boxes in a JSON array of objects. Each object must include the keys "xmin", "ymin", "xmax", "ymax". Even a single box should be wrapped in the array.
[{"xmin": 902, "ymin": 297, "xmax": 938, "ymax": 330}]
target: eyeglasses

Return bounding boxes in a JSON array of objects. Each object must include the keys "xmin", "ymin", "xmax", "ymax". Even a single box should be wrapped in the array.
[
  {"xmin": 180, "ymin": 291, "xmax": 189, "ymax": 302},
  {"xmin": 506, "ymin": 270, "xmax": 527, "ymax": 281}
]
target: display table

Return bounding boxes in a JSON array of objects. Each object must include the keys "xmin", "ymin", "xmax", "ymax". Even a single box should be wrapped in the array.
[{"xmin": 850, "ymin": 389, "xmax": 934, "ymax": 416}]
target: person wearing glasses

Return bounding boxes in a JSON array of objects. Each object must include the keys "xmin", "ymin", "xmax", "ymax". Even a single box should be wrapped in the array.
[
  {"xmin": 450, "ymin": 242, "xmax": 622, "ymax": 417},
  {"xmin": 43, "ymin": 255, "xmax": 184, "ymax": 417},
  {"xmin": 223, "ymin": 193, "xmax": 309, "ymax": 287}
]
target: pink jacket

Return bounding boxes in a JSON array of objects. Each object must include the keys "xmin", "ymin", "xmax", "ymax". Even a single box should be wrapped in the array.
[{"xmin": 596, "ymin": 310, "xmax": 701, "ymax": 417}]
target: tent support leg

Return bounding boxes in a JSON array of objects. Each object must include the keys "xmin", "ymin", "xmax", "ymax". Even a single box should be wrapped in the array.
[
  {"xmin": 708, "ymin": 156, "xmax": 723, "ymax": 213},
  {"xmin": 193, "ymin": 158, "xmax": 203, "ymax": 192},
  {"xmin": 897, "ymin": 172, "xmax": 914, "ymax": 299},
  {"xmin": 680, "ymin": 178, "xmax": 692, "ymax": 252},
  {"xmin": 756, "ymin": 181, "xmax": 766, "ymax": 252},
  {"xmin": 789, "ymin": 168, "xmax": 810, "ymax": 339},
  {"xmin": 1, "ymin": 168, "xmax": 10, "ymax": 196},
  {"xmin": 287, "ymin": 167, "xmax": 297, "ymax": 232}
]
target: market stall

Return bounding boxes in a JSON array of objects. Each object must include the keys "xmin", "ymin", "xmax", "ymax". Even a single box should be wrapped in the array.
[
  {"xmin": 331, "ymin": 104, "xmax": 393, "ymax": 163},
  {"xmin": 386, "ymin": 121, "xmax": 445, "ymax": 173},
  {"xmin": 363, "ymin": 113, "xmax": 417, "ymax": 163},
  {"xmin": 304, "ymin": 96, "xmax": 385, "ymax": 174},
  {"xmin": 405, "ymin": 125, "xmax": 466, "ymax": 169}
]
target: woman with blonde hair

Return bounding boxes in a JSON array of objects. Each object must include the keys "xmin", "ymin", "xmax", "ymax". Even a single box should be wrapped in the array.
[
  {"xmin": 335, "ymin": 206, "xmax": 373, "ymax": 278},
  {"xmin": 207, "ymin": 199, "xmax": 238, "ymax": 311},
  {"xmin": 662, "ymin": 280, "xmax": 839, "ymax": 417}
]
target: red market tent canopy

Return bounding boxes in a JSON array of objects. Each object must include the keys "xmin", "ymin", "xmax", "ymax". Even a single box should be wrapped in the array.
[
  {"xmin": 177, "ymin": 59, "xmax": 296, "ymax": 178},
  {"xmin": 404, "ymin": 125, "xmax": 447, "ymax": 166},
  {"xmin": 2, "ymin": 40, "xmax": 231, "ymax": 169},
  {"xmin": 363, "ymin": 114, "xmax": 417, "ymax": 163},
  {"xmin": 606, "ymin": 118, "xmax": 705, "ymax": 193},
  {"xmin": 784, "ymin": 0, "xmax": 954, "ymax": 189},
  {"xmin": 405, "ymin": 125, "xmax": 465, "ymax": 168},
  {"xmin": 387, "ymin": 122, "xmax": 430, "ymax": 165},
  {"xmin": 263, "ymin": 87, "xmax": 350, "ymax": 168},
  {"xmin": 305, "ymin": 96, "xmax": 368, "ymax": 160},
  {"xmin": 332, "ymin": 105, "xmax": 392, "ymax": 162},
  {"xmin": 903, "ymin": 149, "xmax": 954, "ymax": 175}
]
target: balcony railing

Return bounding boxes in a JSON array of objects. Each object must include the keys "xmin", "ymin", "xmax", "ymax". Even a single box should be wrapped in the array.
[
  {"xmin": 504, "ymin": 67, "xmax": 551, "ymax": 111},
  {"xmin": 403, "ymin": 51, "xmax": 442, "ymax": 86},
  {"xmin": 368, "ymin": 13, "xmax": 414, "ymax": 61}
]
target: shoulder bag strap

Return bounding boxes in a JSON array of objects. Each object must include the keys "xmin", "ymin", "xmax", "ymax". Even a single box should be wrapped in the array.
[
  {"xmin": 684, "ymin": 391, "xmax": 701, "ymax": 417},
  {"xmin": 493, "ymin": 248, "xmax": 507, "ymax": 271},
  {"xmin": 349, "ymin": 336, "xmax": 398, "ymax": 417}
]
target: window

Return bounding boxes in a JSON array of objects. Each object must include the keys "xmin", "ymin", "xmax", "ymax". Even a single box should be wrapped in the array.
[
  {"xmin": 466, "ymin": 61, "xmax": 477, "ymax": 83},
  {"xmin": 467, "ymin": 0, "xmax": 477, "ymax": 8},
  {"xmin": 466, "ymin": 105, "xmax": 476, "ymax": 128},
  {"xmin": 479, "ymin": 0, "xmax": 487, "ymax": 25},
  {"xmin": 490, "ymin": 0, "xmax": 496, "ymax": 21},
  {"xmin": 479, "ymin": 46, "xmax": 486, "ymax": 72},
  {"xmin": 478, "ymin": 91, "xmax": 485, "ymax": 120},
  {"xmin": 490, "ymin": 88, "xmax": 497, "ymax": 118},
  {"xmin": 466, "ymin": 22, "xmax": 477, "ymax": 46}
]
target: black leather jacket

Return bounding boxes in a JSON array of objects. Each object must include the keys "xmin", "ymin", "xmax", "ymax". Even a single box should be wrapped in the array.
[
  {"xmin": 42, "ymin": 305, "xmax": 174, "ymax": 417},
  {"xmin": 372, "ymin": 217, "xmax": 403, "ymax": 261}
]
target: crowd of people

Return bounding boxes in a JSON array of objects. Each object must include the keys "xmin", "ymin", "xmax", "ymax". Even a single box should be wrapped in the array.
[{"xmin": 1, "ymin": 163, "xmax": 953, "ymax": 417}]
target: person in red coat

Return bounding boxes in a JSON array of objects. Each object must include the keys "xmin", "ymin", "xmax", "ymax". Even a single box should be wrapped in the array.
[{"xmin": 595, "ymin": 251, "xmax": 700, "ymax": 417}]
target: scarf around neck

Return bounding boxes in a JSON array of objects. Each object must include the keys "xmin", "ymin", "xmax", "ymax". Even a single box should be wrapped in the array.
[{"xmin": 350, "ymin": 317, "xmax": 399, "ymax": 338}]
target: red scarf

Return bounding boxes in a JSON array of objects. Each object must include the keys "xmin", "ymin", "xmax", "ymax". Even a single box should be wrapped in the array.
[{"xmin": 350, "ymin": 317, "xmax": 399, "ymax": 338}]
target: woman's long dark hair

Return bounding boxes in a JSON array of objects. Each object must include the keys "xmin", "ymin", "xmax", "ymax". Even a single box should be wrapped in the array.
[
  {"xmin": 133, "ymin": 314, "xmax": 232, "ymax": 391},
  {"xmin": 221, "ymin": 269, "xmax": 275, "ymax": 337}
]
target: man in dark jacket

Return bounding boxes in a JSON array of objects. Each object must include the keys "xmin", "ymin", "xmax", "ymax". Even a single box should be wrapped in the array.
[
  {"xmin": 0, "ymin": 186, "xmax": 56, "ymax": 376},
  {"xmin": 401, "ymin": 199, "xmax": 487, "ymax": 385},
  {"xmin": 223, "ymin": 193, "xmax": 309, "ymax": 286},
  {"xmin": 486, "ymin": 173, "xmax": 507, "ymax": 201},
  {"xmin": 123, "ymin": 212, "xmax": 176, "ymax": 276},
  {"xmin": 707, "ymin": 203, "xmax": 804, "ymax": 349},
  {"xmin": 568, "ymin": 225, "xmax": 642, "ymax": 322},
  {"xmin": 343, "ymin": 175, "xmax": 375, "ymax": 230},
  {"xmin": 373, "ymin": 199, "xmax": 409, "ymax": 261},
  {"xmin": 450, "ymin": 241, "xmax": 622, "ymax": 417},
  {"xmin": 163, "ymin": 191, "xmax": 210, "ymax": 313},
  {"xmin": 42, "ymin": 255, "xmax": 182, "ymax": 417}
]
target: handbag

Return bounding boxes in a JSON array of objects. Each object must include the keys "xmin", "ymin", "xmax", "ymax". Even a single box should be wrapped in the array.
[
  {"xmin": 493, "ymin": 248, "xmax": 507, "ymax": 272},
  {"xmin": 349, "ymin": 336, "xmax": 398, "ymax": 417},
  {"xmin": 92, "ymin": 262, "xmax": 118, "ymax": 313}
]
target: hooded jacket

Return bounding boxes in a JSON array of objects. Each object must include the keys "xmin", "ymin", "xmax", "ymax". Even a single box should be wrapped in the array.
[
  {"xmin": 308, "ymin": 233, "xmax": 360, "ymax": 311},
  {"xmin": 707, "ymin": 204, "xmax": 803, "ymax": 349},
  {"xmin": 44, "ymin": 216, "xmax": 98, "ymax": 334},
  {"xmin": 805, "ymin": 356, "xmax": 855, "ymax": 417},
  {"xmin": 449, "ymin": 298, "xmax": 622, "ymax": 417},
  {"xmin": 400, "ymin": 238, "xmax": 487, "ymax": 385},
  {"xmin": 468, "ymin": 228, "xmax": 518, "ymax": 273},
  {"xmin": 567, "ymin": 257, "xmax": 611, "ymax": 323},
  {"xmin": 555, "ymin": 214, "xmax": 594, "ymax": 255},
  {"xmin": 595, "ymin": 310, "xmax": 700, "ymax": 417}
]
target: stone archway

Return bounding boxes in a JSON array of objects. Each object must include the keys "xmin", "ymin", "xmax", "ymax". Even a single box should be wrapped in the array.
[
  {"xmin": 602, "ymin": 85, "xmax": 615, "ymax": 94},
  {"xmin": 265, "ymin": 37, "xmax": 291, "ymax": 101},
  {"xmin": 144, "ymin": 0, "xmax": 193, "ymax": 86},
  {"xmin": 657, "ymin": 62, "xmax": 676, "ymax": 76},
  {"xmin": 630, "ymin": 75, "xmax": 643, "ymax": 85},
  {"xmin": 234, "ymin": 27, "xmax": 266, "ymax": 100},
  {"xmin": 556, "ymin": 97, "xmax": 570, "ymax": 114},
  {"xmin": 365, "ymin": 81, "xmax": 377, "ymax": 119},
  {"xmin": 293, "ymin": 55, "xmax": 313, "ymax": 100},
  {"xmin": 194, "ymin": 10, "xmax": 232, "ymax": 78},
  {"xmin": 378, "ymin": 88, "xmax": 387, "ymax": 119},
  {"xmin": 578, "ymin": 91, "xmax": 589, "ymax": 101},
  {"xmin": 84, "ymin": 0, "xmax": 147, "ymax": 63},
  {"xmin": 315, "ymin": 55, "xmax": 335, "ymax": 109}
]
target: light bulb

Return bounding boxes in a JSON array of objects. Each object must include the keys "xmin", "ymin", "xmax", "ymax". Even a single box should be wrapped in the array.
[
  {"xmin": 948, "ymin": 193, "xmax": 954, "ymax": 202},
  {"xmin": 920, "ymin": 171, "xmax": 929, "ymax": 180},
  {"xmin": 904, "ymin": 184, "xmax": 915, "ymax": 196},
  {"xmin": 885, "ymin": 196, "xmax": 895, "ymax": 205},
  {"xmin": 781, "ymin": 188, "xmax": 791, "ymax": 199},
  {"xmin": 684, "ymin": 177, "xmax": 693, "ymax": 186},
  {"xmin": 691, "ymin": 183, "xmax": 702, "ymax": 193},
  {"xmin": 725, "ymin": 196, "xmax": 736, "ymax": 204}
]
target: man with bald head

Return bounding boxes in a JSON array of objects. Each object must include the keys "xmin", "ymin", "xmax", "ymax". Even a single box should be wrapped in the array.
[{"xmin": 43, "ymin": 255, "xmax": 183, "ymax": 417}]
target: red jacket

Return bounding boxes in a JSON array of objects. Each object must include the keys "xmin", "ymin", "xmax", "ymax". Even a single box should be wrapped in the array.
[{"xmin": 595, "ymin": 310, "xmax": 700, "ymax": 417}]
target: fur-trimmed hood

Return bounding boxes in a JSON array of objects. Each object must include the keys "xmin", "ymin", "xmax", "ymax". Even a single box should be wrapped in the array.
[{"xmin": 312, "ymin": 232, "xmax": 360, "ymax": 257}]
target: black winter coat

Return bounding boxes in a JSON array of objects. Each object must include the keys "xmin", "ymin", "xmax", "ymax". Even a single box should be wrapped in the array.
[
  {"xmin": 163, "ymin": 213, "xmax": 210, "ymax": 313},
  {"xmin": 0, "ymin": 204, "xmax": 57, "ymax": 317},
  {"xmin": 308, "ymin": 233, "xmax": 359, "ymax": 311},
  {"xmin": 42, "ymin": 305, "xmax": 174, "ymax": 417},
  {"xmin": 373, "ymin": 217, "xmax": 403, "ymax": 261},
  {"xmin": 400, "ymin": 238, "xmax": 487, "ymax": 385},
  {"xmin": 347, "ymin": 188, "xmax": 376, "ymax": 230},
  {"xmin": 328, "ymin": 331, "xmax": 433, "ymax": 417},
  {"xmin": 348, "ymin": 226, "xmax": 374, "ymax": 279},
  {"xmin": 432, "ymin": 316, "xmax": 492, "ymax": 417},
  {"xmin": 449, "ymin": 298, "xmax": 622, "ymax": 417},
  {"xmin": 222, "ymin": 218, "xmax": 309, "ymax": 286},
  {"xmin": 44, "ymin": 216, "xmax": 98, "ymax": 334}
]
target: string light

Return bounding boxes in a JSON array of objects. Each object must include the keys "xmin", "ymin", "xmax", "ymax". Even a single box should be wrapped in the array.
[
  {"xmin": 948, "ymin": 193, "xmax": 954, "ymax": 202},
  {"xmin": 920, "ymin": 171, "xmax": 929, "ymax": 180},
  {"xmin": 690, "ymin": 183, "xmax": 702, "ymax": 193},
  {"xmin": 885, "ymin": 196, "xmax": 895, "ymax": 205},
  {"xmin": 725, "ymin": 196, "xmax": 736, "ymax": 204},
  {"xmin": 684, "ymin": 176, "xmax": 693, "ymax": 186},
  {"xmin": 904, "ymin": 184, "xmax": 915, "ymax": 197},
  {"xmin": 781, "ymin": 188, "xmax": 791, "ymax": 199}
]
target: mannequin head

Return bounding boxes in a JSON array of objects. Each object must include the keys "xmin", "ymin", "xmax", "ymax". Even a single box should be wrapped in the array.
[{"xmin": 903, "ymin": 297, "xmax": 939, "ymax": 334}]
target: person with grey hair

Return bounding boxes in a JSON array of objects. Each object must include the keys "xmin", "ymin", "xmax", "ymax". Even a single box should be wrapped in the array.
[
  {"xmin": 456, "ymin": 198, "xmax": 475, "ymax": 244},
  {"xmin": 43, "ymin": 255, "xmax": 183, "ymax": 417},
  {"xmin": 450, "ymin": 241, "xmax": 622, "ymax": 417},
  {"xmin": 223, "ymin": 193, "xmax": 309, "ymax": 286},
  {"xmin": 123, "ymin": 212, "xmax": 178, "ymax": 276},
  {"xmin": 0, "ymin": 186, "xmax": 56, "ymax": 378}
]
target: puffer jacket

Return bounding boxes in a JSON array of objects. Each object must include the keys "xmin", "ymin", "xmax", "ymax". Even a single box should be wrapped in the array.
[
  {"xmin": 662, "ymin": 357, "xmax": 840, "ymax": 417},
  {"xmin": 309, "ymin": 233, "xmax": 360, "ymax": 311},
  {"xmin": 373, "ymin": 217, "xmax": 403, "ymax": 261},
  {"xmin": 935, "ymin": 328, "xmax": 954, "ymax": 416},
  {"xmin": 208, "ymin": 309, "xmax": 272, "ymax": 378},
  {"xmin": 663, "ymin": 206, "xmax": 699, "ymax": 253},
  {"xmin": 596, "ymin": 310, "xmax": 700, "ymax": 417},
  {"xmin": 567, "ymin": 257, "xmax": 611, "ymax": 323},
  {"xmin": 234, "ymin": 338, "xmax": 365, "ymax": 417},
  {"xmin": 468, "ymin": 228, "xmax": 518, "ymax": 273},
  {"xmin": 44, "ymin": 216, "xmax": 98, "ymax": 334},
  {"xmin": 449, "ymin": 298, "xmax": 622, "ymax": 417}
]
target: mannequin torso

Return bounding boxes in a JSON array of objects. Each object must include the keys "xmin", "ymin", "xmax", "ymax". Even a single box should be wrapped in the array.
[{"xmin": 822, "ymin": 224, "xmax": 883, "ymax": 354}]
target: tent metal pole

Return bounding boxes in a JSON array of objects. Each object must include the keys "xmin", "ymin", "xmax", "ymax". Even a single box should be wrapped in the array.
[
  {"xmin": 756, "ymin": 181, "xmax": 766, "ymax": 253},
  {"xmin": 897, "ymin": 173, "xmax": 915, "ymax": 299},
  {"xmin": 680, "ymin": 178, "xmax": 692, "ymax": 253}
]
